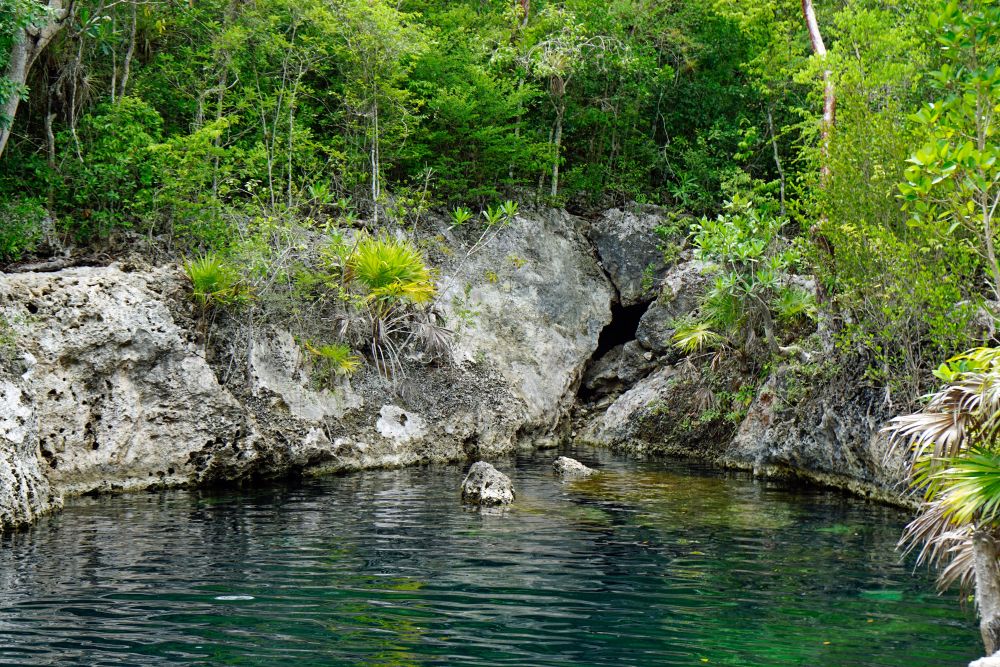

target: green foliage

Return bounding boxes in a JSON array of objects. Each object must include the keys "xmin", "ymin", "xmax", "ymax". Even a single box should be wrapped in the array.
[
  {"xmin": 347, "ymin": 234, "xmax": 434, "ymax": 305},
  {"xmin": 449, "ymin": 206, "xmax": 473, "ymax": 228},
  {"xmin": 184, "ymin": 253, "xmax": 249, "ymax": 310},
  {"xmin": 306, "ymin": 340, "xmax": 361, "ymax": 380},
  {"xmin": 59, "ymin": 97, "xmax": 164, "ymax": 239},
  {"xmin": 671, "ymin": 318, "xmax": 724, "ymax": 354},
  {"xmin": 897, "ymin": 0, "xmax": 1000, "ymax": 300},
  {"xmin": 686, "ymin": 195, "xmax": 799, "ymax": 355},
  {"xmin": 0, "ymin": 198, "xmax": 45, "ymax": 261}
]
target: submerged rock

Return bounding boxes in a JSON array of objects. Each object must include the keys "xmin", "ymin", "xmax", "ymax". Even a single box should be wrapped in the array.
[
  {"xmin": 552, "ymin": 456, "xmax": 596, "ymax": 477},
  {"xmin": 461, "ymin": 461, "xmax": 515, "ymax": 506}
]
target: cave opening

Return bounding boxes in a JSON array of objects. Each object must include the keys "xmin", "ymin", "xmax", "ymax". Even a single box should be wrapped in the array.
[{"xmin": 592, "ymin": 300, "xmax": 649, "ymax": 359}]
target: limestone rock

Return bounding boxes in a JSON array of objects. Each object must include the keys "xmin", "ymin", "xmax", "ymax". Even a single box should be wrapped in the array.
[
  {"xmin": 439, "ymin": 208, "xmax": 613, "ymax": 438},
  {"xmin": 553, "ymin": 456, "xmax": 596, "ymax": 477},
  {"xmin": 723, "ymin": 358, "xmax": 910, "ymax": 500},
  {"xmin": 582, "ymin": 340, "xmax": 656, "ymax": 401},
  {"xmin": 0, "ymin": 265, "xmax": 261, "ymax": 501},
  {"xmin": 0, "ymin": 379, "xmax": 53, "ymax": 530},
  {"xmin": 635, "ymin": 256, "xmax": 714, "ymax": 355},
  {"xmin": 461, "ymin": 461, "xmax": 514, "ymax": 506},
  {"xmin": 586, "ymin": 206, "xmax": 680, "ymax": 307},
  {"xmin": 580, "ymin": 364, "xmax": 733, "ymax": 458}
]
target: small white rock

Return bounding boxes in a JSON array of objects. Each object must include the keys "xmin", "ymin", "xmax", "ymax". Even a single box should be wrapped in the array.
[
  {"xmin": 461, "ymin": 461, "xmax": 515, "ymax": 506},
  {"xmin": 553, "ymin": 456, "xmax": 596, "ymax": 477}
]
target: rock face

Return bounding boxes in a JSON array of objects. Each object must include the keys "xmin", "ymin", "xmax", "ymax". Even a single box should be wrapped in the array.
[
  {"xmin": 439, "ymin": 209, "xmax": 613, "ymax": 438},
  {"xmin": 722, "ymin": 359, "xmax": 910, "ymax": 501},
  {"xmin": 552, "ymin": 456, "xmax": 595, "ymax": 477},
  {"xmin": 0, "ymin": 379, "xmax": 51, "ymax": 530},
  {"xmin": 461, "ymin": 461, "xmax": 515, "ymax": 505},
  {"xmin": 579, "ymin": 364, "xmax": 734, "ymax": 459},
  {"xmin": 634, "ymin": 255, "xmax": 713, "ymax": 356},
  {"xmin": 0, "ymin": 207, "xmax": 614, "ymax": 530},
  {"xmin": 586, "ymin": 206, "xmax": 678, "ymax": 307},
  {"xmin": 0, "ymin": 266, "xmax": 259, "ymax": 514}
]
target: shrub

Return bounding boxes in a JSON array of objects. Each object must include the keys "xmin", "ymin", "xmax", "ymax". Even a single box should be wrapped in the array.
[
  {"xmin": 0, "ymin": 199, "xmax": 46, "ymax": 261},
  {"xmin": 306, "ymin": 341, "xmax": 362, "ymax": 382}
]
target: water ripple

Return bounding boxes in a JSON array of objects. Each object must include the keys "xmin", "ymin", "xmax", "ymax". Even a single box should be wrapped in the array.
[{"xmin": 0, "ymin": 445, "xmax": 981, "ymax": 666}]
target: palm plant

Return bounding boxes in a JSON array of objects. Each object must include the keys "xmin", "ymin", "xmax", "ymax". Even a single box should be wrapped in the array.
[
  {"xmin": 884, "ymin": 347, "xmax": 1000, "ymax": 654},
  {"xmin": 344, "ymin": 233, "xmax": 447, "ymax": 377},
  {"xmin": 183, "ymin": 253, "xmax": 249, "ymax": 311}
]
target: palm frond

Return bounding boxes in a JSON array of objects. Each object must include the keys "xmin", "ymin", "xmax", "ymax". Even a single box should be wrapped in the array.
[{"xmin": 671, "ymin": 318, "xmax": 723, "ymax": 353}]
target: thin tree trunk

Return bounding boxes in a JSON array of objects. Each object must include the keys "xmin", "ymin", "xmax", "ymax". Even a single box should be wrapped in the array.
[
  {"xmin": 767, "ymin": 107, "xmax": 786, "ymax": 217},
  {"xmin": 802, "ymin": 0, "xmax": 837, "ymax": 350},
  {"xmin": 0, "ymin": 0, "xmax": 72, "ymax": 159},
  {"xmin": 550, "ymin": 105, "xmax": 562, "ymax": 198},
  {"xmin": 973, "ymin": 527, "xmax": 1000, "ymax": 655},
  {"xmin": 802, "ymin": 0, "xmax": 835, "ymax": 185},
  {"xmin": 519, "ymin": 0, "xmax": 529, "ymax": 27},
  {"xmin": 119, "ymin": 0, "xmax": 137, "ymax": 99}
]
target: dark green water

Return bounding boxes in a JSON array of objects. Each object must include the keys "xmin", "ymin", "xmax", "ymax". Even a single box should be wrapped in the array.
[{"xmin": 0, "ymin": 445, "xmax": 981, "ymax": 666}]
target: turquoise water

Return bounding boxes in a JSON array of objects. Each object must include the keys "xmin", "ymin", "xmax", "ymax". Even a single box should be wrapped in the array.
[{"xmin": 0, "ymin": 445, "xmax": 981, "ymax": 666}]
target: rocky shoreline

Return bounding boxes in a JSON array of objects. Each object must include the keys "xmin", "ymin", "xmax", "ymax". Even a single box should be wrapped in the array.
[{"xmin": 0, "ymin": 206, "xmax": 916, "ymax": 531}]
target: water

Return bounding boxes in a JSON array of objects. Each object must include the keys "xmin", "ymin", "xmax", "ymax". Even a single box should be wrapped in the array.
[{"xmin": 0, "ymin": 445, "xmax": 980, "ymax": 666}]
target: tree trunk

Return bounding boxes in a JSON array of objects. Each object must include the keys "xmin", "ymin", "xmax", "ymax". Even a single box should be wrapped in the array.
[
  {"xmin": 801, "ymin": 0, "xmax": 837, "ymax": 350},
  {"xmin": 550, "ymin": 104, "xmax": 563, "ymax": 198},
  {"xmin": 0, "ymin": 0, "xmax": 72, "ymax": 159},
  {"xmin": 802, "ymin": 0, "xmax": 835, "ymax": 185},
  {"xmin": 119, "ymin": 0, "xmax": 138, "ymax": 99},
  {"xmin": 974, "ymin": 527, "xmax": 1000, "ymax": 655},
  {"xmin": 519, "ymin": 0, "xmax": 529, "ymax": 27}
]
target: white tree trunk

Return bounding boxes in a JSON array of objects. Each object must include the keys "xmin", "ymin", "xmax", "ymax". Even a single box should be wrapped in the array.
[{"xmin": 974, "ymin": 528, "xmax": 1000, "ymax": 655}]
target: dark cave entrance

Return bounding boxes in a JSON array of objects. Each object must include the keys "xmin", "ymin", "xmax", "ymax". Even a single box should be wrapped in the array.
[{"xmin": 592, "ymin": 300, "xmax": 648, "ymax": 359}]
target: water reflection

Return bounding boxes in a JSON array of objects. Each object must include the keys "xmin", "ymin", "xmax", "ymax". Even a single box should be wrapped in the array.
[{"xmin": 0, "ymin": 445, "xmax": 980, "ymax": 666}]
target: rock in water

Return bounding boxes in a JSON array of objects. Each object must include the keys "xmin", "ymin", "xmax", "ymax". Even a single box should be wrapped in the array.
[
  {"xmin": 553, "ymin": 456, "xmax": 596, "ymax": 477},
  {"xmin": 461, "ymin": 461, "xmax": 514, "ymax": 506}
]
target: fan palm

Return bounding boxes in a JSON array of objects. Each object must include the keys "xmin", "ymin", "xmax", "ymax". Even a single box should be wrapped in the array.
[{"xmin": 884, "ymin": 347, "xmax": 1000, "ymax": 654}]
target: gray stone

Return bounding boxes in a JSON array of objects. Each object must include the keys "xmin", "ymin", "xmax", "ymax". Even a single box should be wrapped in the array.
[
  {"xmin": 635, "ymin": 256, "xmax": 714, "ymax": 355},
  {"xmin": 722, "ymin": 358, "xmax": 910, "ymax": 501},
  {"xmin": 439, "ymin": 208, "xmax": 613, "ymax": 437},
  {"xmin": 461, "ymin": 461, "xmax": 514, "ymax": 506},
  {"xmin": 970, "ymin": 654, "xmax": 1000, "ymax": 667},
  {"xmin": 0, "ymin": 206, "xmax": 616, "ymax": 529},
  {"xmin": 582, "ymin": 340, "xmax": 656, "ymax": 401},
  {"xmin": 586, "ymin": 206, "xmax": 679, "ymax": 307},
  {"xmin": 553, "ymin": 456, "xmax": 595, "ymax": 477}
]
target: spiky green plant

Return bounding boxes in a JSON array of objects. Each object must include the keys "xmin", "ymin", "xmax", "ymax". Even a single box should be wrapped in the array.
[
  {"xmin": 885, "ymin": 347, "xmax": 1000, "ymax": 653},
  {"xmin": 671, "ymin": 318, "xmax": 724, "ymax": 353},
  {"xmin": 306, "ymin": 341, "xmax": 362, "ymax": 379},
  {"xmin": 183, "ymin": 253, "xmax": 248, "ymax": 309},
  {"xmin": 450, "ymin": 206, "xmax": 473, "ymax": 227},
  {"xmin": 772, "ymin": 286, "xmax": 817, "ymax": 323},
  {"xmin": 347, "ymin": 234, "xmax": 434, "ymax": 305}
]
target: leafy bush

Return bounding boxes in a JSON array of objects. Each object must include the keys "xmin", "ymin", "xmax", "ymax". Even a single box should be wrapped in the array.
[
  {"xmin": 0, "ymin": 199, "xmax": 46, "ymax": 261},
  {"xmin": 681, "ymin": 195, "xmax": 803, "ymax": 356},
  {"xmin": 59, "ymin": 97, "xmax": 164, "ymax": 239}
]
